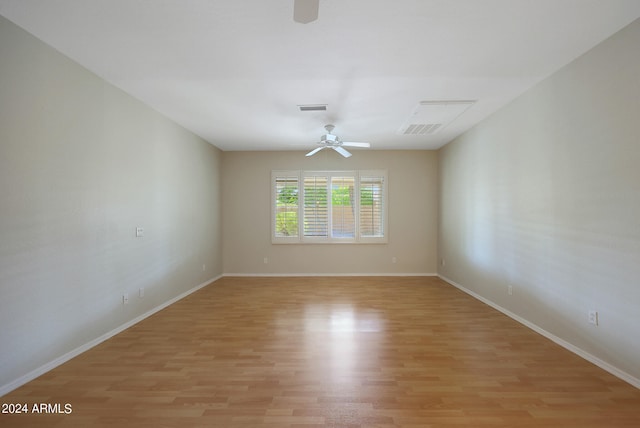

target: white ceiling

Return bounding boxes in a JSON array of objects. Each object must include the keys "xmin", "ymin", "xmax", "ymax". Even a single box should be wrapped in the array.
[{"xmin": 1, "ymin": 0, "xmax": 640, "ymax": 152}]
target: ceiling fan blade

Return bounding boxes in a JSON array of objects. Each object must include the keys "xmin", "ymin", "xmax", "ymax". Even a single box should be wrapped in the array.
[
  {"xmin": 332, "ymin": 146, "xmax": 352, "ymax": 158},
  {"xmin": 341, "ymin": 142, "xmax": 371, "ymax": 148},
  {"xmin": 305, "ymin": 146, "xmax": 325, "ymax": 157},
  {"xmin": 293, "ymin": 0, "xmax": 319, "ymax": 24}
]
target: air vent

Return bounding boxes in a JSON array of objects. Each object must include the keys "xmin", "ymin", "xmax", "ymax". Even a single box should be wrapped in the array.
[
  {"xmin": 298, "ymin": 104, "xmax": 327, "ymax": 111},
  {"xmin": 403, "ymin": 123, "xmax": 442, "ymax": 135},
  {"xmin": 398, "ymin": 100, "xmax": 475, "ymax": 135}
]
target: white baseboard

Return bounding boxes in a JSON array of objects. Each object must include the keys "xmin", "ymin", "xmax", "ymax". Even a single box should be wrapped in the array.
[
  {"xmin": 438, "ymin": 274, "xmax": 640, "ymax": 390},
  {"xmin": 0, "ymin": 274, "xmax": 223, "ymax": 397},
  {"xmin": 222, "ymin": 272, "xmax": 438, "ymax": 277}
]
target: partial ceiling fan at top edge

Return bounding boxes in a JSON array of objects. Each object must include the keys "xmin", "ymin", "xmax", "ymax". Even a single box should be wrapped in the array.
[{"xmin": 293, "ymin": 0, "xmax": 319, "ymax": 24}]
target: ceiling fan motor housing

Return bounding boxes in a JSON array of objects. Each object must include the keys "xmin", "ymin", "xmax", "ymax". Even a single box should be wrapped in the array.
[{"xmin": 321, "ymin": 133, "xmax": 339, "ymax": 145}]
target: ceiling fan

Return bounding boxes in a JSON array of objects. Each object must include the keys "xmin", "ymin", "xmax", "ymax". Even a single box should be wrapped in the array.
[
  {"xmin": 306, "ymin": 125, "xmax": 371, "ymax": 158},
  {"xmin": 293, "ymin": 0, "xmax": 319, "ymax": 24}
]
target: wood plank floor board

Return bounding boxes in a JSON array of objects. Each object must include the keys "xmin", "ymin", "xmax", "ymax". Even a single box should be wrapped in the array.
[{"xmin": 2, "ymin": 276, "xmax": 640, "ymax": 427}]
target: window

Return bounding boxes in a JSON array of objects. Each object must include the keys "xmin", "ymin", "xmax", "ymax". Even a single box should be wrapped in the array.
[
  {"xmin": 359, "ymin": 175, "xmax": 385, "ymax": 238},
  {"xmin": 303, "ymin": 175, "xmax": 328, "ymax": 237},
  {"xmin": 272, "ymin": 170, "xmax": 387, "ymax": 243},
  {"xmin": 274, "ymin": 175, "xmax": 299, "ymax": 238}
]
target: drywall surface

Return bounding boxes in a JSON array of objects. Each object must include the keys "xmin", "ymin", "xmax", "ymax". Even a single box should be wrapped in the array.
[
  {"xmin": 438, "ymin": 19, "xmax": 640, "ymax": 382},
  {"xmin": 0, "ymin": 16, "xmax": 222, "ymax": 391},
  {"xmin": 222, "ymin": 150, "xmax": 438, "ymax": 275}
]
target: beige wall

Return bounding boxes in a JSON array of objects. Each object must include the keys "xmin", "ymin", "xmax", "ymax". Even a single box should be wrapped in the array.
[
  {"xmin": 0, "ymin": 16, "xmax": 223, "ymax": 391},
  {"xmin": 438, "ymin": 20, "xmax": 640, "ymax": 383},
  {"xmin": 222, "ymin": 150, "xmax": 438, "ymax": 275}
]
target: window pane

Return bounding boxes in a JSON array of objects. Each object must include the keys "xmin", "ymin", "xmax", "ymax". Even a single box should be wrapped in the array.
[
  {"xmin": 331, "ymin": 176, "xmax": 355, "ymax": 238},
  {"xmin": 303, "ymin": 176, "xmax": 328, "ymax": 237},
  {"xmin": 360, "ymin": 176, "xmax": 384, "ymax": 237},
  {"xmin": 275, "ymin": 177, "xmax": 298, "ymax": 237}
]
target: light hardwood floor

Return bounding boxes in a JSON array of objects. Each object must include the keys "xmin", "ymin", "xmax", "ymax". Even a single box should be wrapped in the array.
[{"xmin": 2, "ymin": 276, "xmax": 640, "ymax": 427}]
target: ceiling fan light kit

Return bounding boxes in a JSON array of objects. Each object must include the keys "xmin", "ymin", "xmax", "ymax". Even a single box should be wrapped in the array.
[{"xmin": 305, "ymin": 124, "xmax": 371, "ymax": 158}]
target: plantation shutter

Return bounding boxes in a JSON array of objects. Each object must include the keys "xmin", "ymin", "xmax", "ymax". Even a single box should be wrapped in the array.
[
  {"xmin": 303, "ymin": 175, "xmax": 328, "ymax": 237},
  {"xmin": 274, "ymin": 175, "xmax": 299, "ymax": 238},
  {"xmin": 331, "ymin": 176, "xmax": 356, "ymax": 238},
  {"xmin": 359, "ymin": 175, "xmax": 384, "ymax": 238},
  {"xmin": 273, "ymin": 170, "xmax": 386, "ymax": 244}
]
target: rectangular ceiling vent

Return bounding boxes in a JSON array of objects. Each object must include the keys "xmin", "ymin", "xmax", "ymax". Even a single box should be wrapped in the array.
[
  {"xmin": 298, "ymin": 104, "xmax": 327, "ymax": 112},
  {"xmin": 403, "ymin": 123, "xmax": 442, "ymax": 135},
  {"xmin": 398, "ymin": 100, "xmax": 475, "ymax": 135}
]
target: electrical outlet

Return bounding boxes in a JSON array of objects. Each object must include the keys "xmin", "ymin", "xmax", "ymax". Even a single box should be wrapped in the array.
[
  {"xmin": 441, "ymin": 259, "xmax": 446, "ymax": 266},
  {"xmin": 264, "ymin": 257, "xmax": 268, "ymax": 264},
  {"xmin": 588, "ymin": 310, "xmax": 599, "ymax": 326},
  {"xmin": 123, "ymin": 293, "xmax": 129, "ymax": 305},
  {"xmin": 135, "ymin": 227, "xmax": 144, "ymax": 237},
  {"xmin": 202, "ymin": 264, "xmax": 206, "ymax": 271},
  {"xmin": 139, "ymin": 288, "xmax": 144, "ymax": 298},
  {"xmin": 508, "ymin": 285, "xmax": 513, "ymax": 296},
  {"xmin": 392, "ymin": 257, "xmax": 397, "ymax": 264}
]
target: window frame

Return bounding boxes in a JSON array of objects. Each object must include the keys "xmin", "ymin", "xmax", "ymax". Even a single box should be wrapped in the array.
[{"xmin": 272, "ymin": 170, "xmax": 388, "ymax": 244}]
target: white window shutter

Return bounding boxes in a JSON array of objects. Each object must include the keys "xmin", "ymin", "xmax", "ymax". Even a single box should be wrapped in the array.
[
  {"xmin": 273, "ymin": 170, "xmax": 387, "ymax": 244},
  {"xmin": 303, "ymin": 175, "xmax": 328, "ymax": 238},
  {"xmin": 359, "ymin": 175, "xmax": 385, "ymax": 238}
]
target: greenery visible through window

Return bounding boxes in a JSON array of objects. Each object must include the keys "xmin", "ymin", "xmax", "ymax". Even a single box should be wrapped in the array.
[
  {"xmin": 275, "ymin": 178, "xmax": 298, "ymax": 237},
  {"xmin": 272, "ymin": 170, "xmax": 387, "ymax": 243}
]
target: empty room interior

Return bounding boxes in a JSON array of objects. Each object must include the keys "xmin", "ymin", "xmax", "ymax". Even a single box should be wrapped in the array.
[{"xmin": 1, "ymin": 1, "xmax": 640, "ymax": 426}]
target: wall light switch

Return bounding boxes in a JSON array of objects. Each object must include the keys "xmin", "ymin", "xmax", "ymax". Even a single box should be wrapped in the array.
[{"xmin": 136, "ymin": 227, "xmax": 144, "ymax": 237}]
